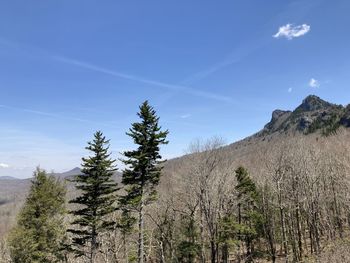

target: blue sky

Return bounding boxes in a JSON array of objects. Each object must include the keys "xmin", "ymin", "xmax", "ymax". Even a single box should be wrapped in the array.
[{"xmin": 1, "ymin": 0, "xmax": 350, "ymax": 178}]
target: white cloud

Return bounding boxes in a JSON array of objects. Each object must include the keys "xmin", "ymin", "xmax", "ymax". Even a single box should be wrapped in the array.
[
  {"xmin": 180, "ymin": 114, "xmax": 191, "ymax": 119},
  {"xmin": 288, "ymin": 87, "xmax": 293, "ymax": 93},
  {"xmin": 273, "ymin": 24, "xmax": 310, "ymax": 40},
  {"xmin": 0, "ymin": 163, "xmax": 9, "ymax": 168},
  {"xmin": 309, "ymin": 78, "xmax": 320, "ymax": 88}
]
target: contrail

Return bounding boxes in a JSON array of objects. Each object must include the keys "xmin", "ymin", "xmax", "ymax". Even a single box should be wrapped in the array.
[
  {"xmin": 0, "ymin": 104, "xmax": 116, "ymax": 128},
  {"xmin": 180, "ymin": 39, "xmax": 269, "ymax": 86},
  {"xmin": 0, "ymin": 37, "xmax": 234, "ymax": 103},
  {"xmin": 52, "ymin": 55, "xmax": 234, "ymax": 103}
]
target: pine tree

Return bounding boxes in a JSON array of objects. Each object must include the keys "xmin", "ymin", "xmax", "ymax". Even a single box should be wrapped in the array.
[
  {"xmin": 68, "ymin": 131, "xmax": 118, "ymax": 263},
  {"xmin": 177, "ymin": 214, "xmax": 201, "ymax": 263},
  {"xmin": 218, "ymin": 216, "xmax": 239, "ymax": 263},
  {"xmin": 118, "ymin": 210, "xmax": 136, "ymax": 262},
  {"xmin": 120, "ymin": 101, "xmax": 168, "ymax": 263},
  {"xmin": 8, "ymin": 168, "xmax": 66, "ymax": 263},
  {"xmin": 235, "ymin": 166, "xmax": 263, "ymax": 262}
]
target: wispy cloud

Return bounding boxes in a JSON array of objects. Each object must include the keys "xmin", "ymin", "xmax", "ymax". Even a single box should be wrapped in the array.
[
  {"xmin": 181, "ymin": 58, "xmax": 240, "ymax": 85},
  {"xmin": 0, "ymin": 104, "xmax": 116, "ymax": 127},
  {"xmin": 180, "ymin": 114, "xmax": 191, "ymax": 119},
  {"xmin": 0, "ymin": 163, "xmax": 9, "ymax": 168},
  {"xmin": 52, "ymin": 56, "xmax": 233, "ymax": 103},
  {"xmin": 309, "ymin": 78, "xmax": 320, "ymax": 88},
  {"xmin": 180, "ymin": 40, "xmax": 268, "ymax": 86},
  {"xmin": 273, "ymin": 24, "xmax": 310, "ymax": 40},
  {"xmin": 0, "ymin": 38, "xmax": 233, "ymax": 103},
  {"xmin": 288, "ymin": 87, "xmax": 293, "ymax": 93}
]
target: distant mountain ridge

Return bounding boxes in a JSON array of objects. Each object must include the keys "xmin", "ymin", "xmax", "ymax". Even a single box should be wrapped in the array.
[
  {"xmin": 0, "ymin": 167, "xmax": 122, "ymax": 181},
  {"xmin": 259, "ymin": 95, "xmax": 349, "ymax": 136},
  {"xmin": 0, "ymin": 168, "xmax": 83, "ymax": 181},
  {"xmin": 0, "ymin": 176, "xmax": 19, "ymax": 180},
  {"xmin": 51, "ymin": 167, "xmax": 83, "ymax": 180}
]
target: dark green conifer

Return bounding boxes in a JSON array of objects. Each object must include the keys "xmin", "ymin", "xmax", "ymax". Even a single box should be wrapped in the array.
[
  {"xmin": 177, "ymin": 214, "xmax": 201, "ymax": 263},
  {"xmin": 235, "ymin": 166, "xmax": 263, "ymax": 262},
  {"xmin": 218, "ymin": 216, "xmax": 240, "ymax": 263},
  {"xmin": 118, "ymin": 209, "xmax": 136, "ymax": 261},
  {"xmin": 68, "ymin": 131, "xmax": 118, "ymax": 263},
  {"xmin": 8, "ymin": 168, "xmax": 66, "ymax": 263},
  {"xmin": 120, "ymin": 101, "xmax": 168, "ymax": 263}
]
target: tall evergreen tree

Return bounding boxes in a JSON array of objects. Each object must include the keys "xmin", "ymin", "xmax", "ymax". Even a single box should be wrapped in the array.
[
  {"xmin": 118, "ymin": 209, "xmax": 136, "ymax": 262},
  {"xmin": 8, "ymin": 168, "xmax": 66, "ymax": 263},
  {"xmin": 218, "ymin": 215, "xmax": 239, "ymax": 263},
  {"xmin": 120, "ymin": 101, "xmax": 168, "ymax": 263},
  {"xmin": 235, "ymin": 166, "xmax": 263, "ymax": 262},
  {"xmin": 177, "ymin": 214, "xmax": 201, "ymax": 263},
  {"xmin": 68, "ymin": 131, "xmax": 118, "ymax": 263}
]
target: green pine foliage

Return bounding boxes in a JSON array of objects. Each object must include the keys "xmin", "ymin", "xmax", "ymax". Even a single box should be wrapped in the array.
[
  {"xmin": 177, "ymin": 215, "xmax": 201, "ymax": 263},
  {"xmin": 218, "ymin": 216, "xmax": 241, "ymax": 262},
  {"xmin": 118, "ymin": 210, "xmax": 136, "ymax": 236},
  {"xmin": 120, "ymin": 101, "xmax": 168, "ymax": 263},
  {"xmin": 8, "ymin": 168, "xmax": 66, "ymax": 263},
  {"xmin": 235, "ymin": 166, "xmax": 259, "ymax": 203},
  {"xmin": 235, "ymin": 166, "xmax": 264, "ymax": 261},
  {"xmin": 68, "ymin": 131, "xmax": 118, "ymax": 261},
  {"xmin": 218, "ymin": 215, "xmax": 240, "ymax": 247},
  {"xmin": 121, "ymin": 100, "xmax": 169, "ymax": 206},
  {"xmin": 306, "ymin": 113, "xmax": 342, "ymax": 136},
  {"xmin": 117, "ymin": 209, "xmax": 136, "ymax": 260}
]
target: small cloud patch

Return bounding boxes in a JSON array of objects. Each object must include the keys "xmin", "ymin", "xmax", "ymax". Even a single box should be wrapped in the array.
[
  {"xmin": 273, "ymin": 24, "xmax": 310, "ymax": 40},
  {"xmin": 309, "ymin": 78, "xmax": 320, "ymax": 88},
  {"xmin": 288, "ymin": 87, "xmax": 293, "ymax": 93},
  {"xmin": 180, "ymin": 114, "xmax": 191, "ymax": 119},
  {"xmin": 0, "ymin": 163, "xmax": 9, "ymax": 168}
]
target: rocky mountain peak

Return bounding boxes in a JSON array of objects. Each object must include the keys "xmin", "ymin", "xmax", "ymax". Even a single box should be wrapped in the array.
[
  {"xmin": 260, "ymin": 95, "xmax": 348, "ymax": 136},
  {"xmin": 297, "ymin": 95, "xmax": 332, "ymax": 112}
]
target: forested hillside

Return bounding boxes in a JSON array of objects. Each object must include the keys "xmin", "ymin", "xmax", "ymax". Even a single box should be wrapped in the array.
[{"xmin": 1, "ymin": 96, "xmax": 350, "ymax": 262}]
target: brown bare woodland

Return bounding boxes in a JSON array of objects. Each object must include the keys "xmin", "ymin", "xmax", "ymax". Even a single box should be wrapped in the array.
[{"xmin": 1, "ymin": 128, "xmax": 350, "ymax": 262}]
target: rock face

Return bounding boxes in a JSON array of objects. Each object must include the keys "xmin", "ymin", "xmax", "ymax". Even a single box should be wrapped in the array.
[
  {"xmin": 296, "ymin": 95, "xmax": 333, "ymax": 112},
  {"xmin": 298, "ymin": 116, "xmax": 313, "ymax": 130},
  {"xmin": 271, "ymin": 110, "xmax": 291, "ymax": 122},
  {"xmin": 260, "ymin": 95, "xmax": 348, "ymax": 136},
  {"xmin": 264, "ymin": 110, "xmax": 291, "ymax": 132}
]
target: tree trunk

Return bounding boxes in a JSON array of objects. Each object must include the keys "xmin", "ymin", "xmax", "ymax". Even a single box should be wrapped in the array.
[
  {"xmin": 332, "ymin": 180, "xmax": 343, "ymax": 238},
  {"xmin": 276, "ymin": 179, "xmax": 288, "ymax": 262},
  {"xmin": 296, "ymin": 204, "xmax": 303, "ymax": 260},
  {"xmin": 222, "ymin": 243, "xmax": 228, "ymax": 263},
  {"xmin": 123, "ymin": 232, "xmax": 128, "ymax": 263},
  {"xmin": 91, "ymin": 229, "xmax": 97, "ymax": 263},
  {"xmin": 199, "ymin": 206, "xmax": 206, "ymax": 263},
  {"xmin": 261, "ymin": 191, "xmax": 276, "ymax": 263},
  {"xmin": 210, "ymin": 240, "xmax": 216, "ymax": 263},
  {"xmin": 138, "ymin": 191, "xmax": 144, "ymax": 263},
  {"xmin": 216, "ymin": 242, "xmax": 219, "ymax": 263},
  {"xmin": 279, "ymin": 198, "xmax": 288, "ymax": 262},
  {"xmin": 237, "ymin": 203, "xmax": 242, "ymax": 263}
]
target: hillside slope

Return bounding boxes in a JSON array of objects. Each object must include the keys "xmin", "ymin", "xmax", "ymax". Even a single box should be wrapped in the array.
[
  {"xmin": 163, "ymin": 94, "xmax": 350, "ymax": 181},
  {"xmin": 1, "ymin": 95, "xmax": 350, "ymax": 239}
]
